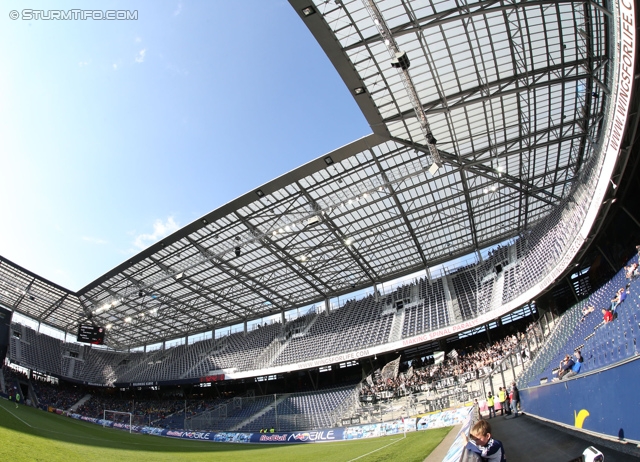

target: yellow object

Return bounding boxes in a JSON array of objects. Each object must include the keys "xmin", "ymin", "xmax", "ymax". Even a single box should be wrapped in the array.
[{"xmin": 574, "ymin": 409, "xmax": 590, "ymax": 428}]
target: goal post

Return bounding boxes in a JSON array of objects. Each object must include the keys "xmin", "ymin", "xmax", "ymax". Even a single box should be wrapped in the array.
[{"xmin": 103, "ymin": 409, "xmax": 132, "ymax": 433}]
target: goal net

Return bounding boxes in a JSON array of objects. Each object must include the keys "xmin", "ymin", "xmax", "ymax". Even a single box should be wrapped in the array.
[{"xmin": 103, "ymin": 410, "xmax": 142, "ymax": 433}]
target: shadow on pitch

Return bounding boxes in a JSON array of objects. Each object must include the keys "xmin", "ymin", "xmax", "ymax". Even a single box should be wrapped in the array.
[{"xmin": 0, "ymin": 398, "xmax": 278, "ymax": 454}]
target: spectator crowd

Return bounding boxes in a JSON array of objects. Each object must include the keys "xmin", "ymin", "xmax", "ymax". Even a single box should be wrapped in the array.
[{"xmin": 360, "ymin": 321, "xmax": 541, "ymax": 400}]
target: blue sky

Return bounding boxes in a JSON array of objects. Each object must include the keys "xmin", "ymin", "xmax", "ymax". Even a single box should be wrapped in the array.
[{"xmin": 0, "ymin": 1, "xmax": 371, "ymax": 291}]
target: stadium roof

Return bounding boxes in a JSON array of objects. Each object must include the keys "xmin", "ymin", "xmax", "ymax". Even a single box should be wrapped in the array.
[{"xmin": 0, "ymin": 0, "xmax": 613, "ymax": 349}]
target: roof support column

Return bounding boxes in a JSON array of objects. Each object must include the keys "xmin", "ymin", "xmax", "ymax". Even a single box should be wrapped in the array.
[
  {"xmin": 621, "ymin": 206, "xmax": 640, "ymax": 230},
  {"xmin": 596, "ymin": 245, "xmax": 617, "ymax": 272}
]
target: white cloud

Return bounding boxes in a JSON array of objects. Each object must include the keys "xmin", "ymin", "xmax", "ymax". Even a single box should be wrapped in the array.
[
  {"xmin": 82, "ymin": 236, "xmax": 107, "ymax": 245},
  {"xmin": 113, "ymin": 63, "xmax": 118, "ymax": 70},
  {"xmin": 173, "ymin": 2, "xmax": 183, "ymax": 16},
  {"xmin": 78, "ymin": 61, "xmax": 90, "ymax": 67},
  {"xmin": 135, "ymin": 48, "xmax": 146, "ymax": 63},
  {"xmin": 133, "ymin": 216, "xmax": 180, "ymax": 250},
  {"xmin": 135, "ymin": 36, "xmax": 142, "ymax": 43}
]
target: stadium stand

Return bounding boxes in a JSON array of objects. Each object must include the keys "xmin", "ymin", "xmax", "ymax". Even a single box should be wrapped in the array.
[
  {"xmin": 235, "ymin": 386, "xmax": 353, "ymax": 432},
  {"xmin": 272, "ymin": 295, "xmax": 394, "ymax": 367},
  {"xmin": 519, "ymin": 255, "xmax": 640, "ymax": 386},
  {"xmin": 4, "ymin": 261, "xmax": 554, "ymax": 385},
  {"xmin": 450, "ymin": 266, "xmax": 479, "ymax": 321},
  {"xmin": 3, "ymin": 247, "xmax": 639, "ymax": 438}
]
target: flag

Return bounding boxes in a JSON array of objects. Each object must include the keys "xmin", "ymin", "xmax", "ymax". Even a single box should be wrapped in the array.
[
  {"xmin": 433, "ymin": 351, "xmax": 445, "ymax": 364},
  {"xmin": 380, "ymin": 356, "xmax": 401, "ymax": 381}
]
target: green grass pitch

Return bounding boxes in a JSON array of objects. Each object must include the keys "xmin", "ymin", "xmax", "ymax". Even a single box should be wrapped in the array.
[{"xmin": 0, "ymin": 399, "xmax": 452, "ymax": 461}]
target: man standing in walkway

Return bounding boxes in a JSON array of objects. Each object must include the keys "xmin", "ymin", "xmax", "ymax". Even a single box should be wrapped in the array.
[
  {"xmin": 510, "ymin": 382, "xmax": 520, "ymax": 417},
  {"xmin": 498, "ymin": 387, "xmax": 507, "ymax": 416},
  {"xmin": 487, "ymin": 392, "xmax": 496, "ymax": 418}
]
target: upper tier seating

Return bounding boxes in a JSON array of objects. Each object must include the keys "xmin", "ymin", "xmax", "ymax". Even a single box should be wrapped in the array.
[
  {"xmin": 273, "ymin": 295, "xmax": 393, "ymax": 367},
  {"xmin": 523, "ymin": 255, "xmax": 640, "ymax": 387}
]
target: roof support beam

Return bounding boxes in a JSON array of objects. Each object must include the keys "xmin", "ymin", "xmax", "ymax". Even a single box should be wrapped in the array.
[
  {"xmin": 370, "ymin": 154, "xmax": 428, "ymax": 268},
  {"xmin": 150, "ymin": 256, "xmax": 257, "ymax": 319},
  {"xmin": 102, "ymin": 286, "xmax": 179, "ymax": 337},
  {"xmin": 11, "ymin": 277, "xmax": 35, "ymax": 310},
  {"xmin": 123, "ymin": 278, "xmax": 204, "ymax": 324},
  {"xmin": 391, "ymin": 137, "xmax": 560, "ymax": 206},
  {"xmin": 439, "ymin": 149, "xmax": 560, "ymax": 206},
  {"xmin": 296, "ymin": 182, "xmax": 379, "ymax": 285},
  {"xmin": 234, "ymin": 211, "xmax": 330, "ymax": 297},
  {"xmin": 344, "ymin": 0, "xmax": 581, "ymax": 52},
  {"xmin": 458, "ymin": 169, "xmax": 482, "ymax": 253},
  {"xmin": 186, "ymin": 236, "xmax": 290, "ymax": 312},
  {"xmin": 383, "ymin": 60, "xmax": 593, "ymax": 122},
  {"xmin": 37, "ymin": 294, "xmax": 68, "ymax": 322}
]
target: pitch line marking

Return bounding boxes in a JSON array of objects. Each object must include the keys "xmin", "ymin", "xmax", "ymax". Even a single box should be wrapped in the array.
[
  {"xmin": 347, "ymin": 434, "xmax": 406, "ymax": 462},
  {"xmin": 0, "ymin": 401, "xmax": 34, "ymax": 428},
  {"xmin": 0, "ymin": 400, "xmax": 164, "ymax": 447}
]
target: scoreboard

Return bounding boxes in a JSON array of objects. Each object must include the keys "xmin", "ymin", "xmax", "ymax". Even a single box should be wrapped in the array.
[{"xmin": 77, "ymin": 325, "xmax": 105, "ymax": 345}]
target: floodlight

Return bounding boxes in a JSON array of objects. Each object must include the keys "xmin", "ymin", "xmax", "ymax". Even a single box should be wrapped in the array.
[
  {"xmin": 235, "ymin": 246, "xmax": 241, "ymax": 257},
  {"xmin": 428, "ymin": 161, "xmax": 442, "ymax": 175},
  {"xmin": 255, "ymin": 189, "xmax": 265, "ymax": 198},
  {"xmin": 354, "ymin": 86, "xmax": 366, "ymax": 95},
  {"xmin": 301, "ymin": 6, "xmax": 315, "ymax": 16}
]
